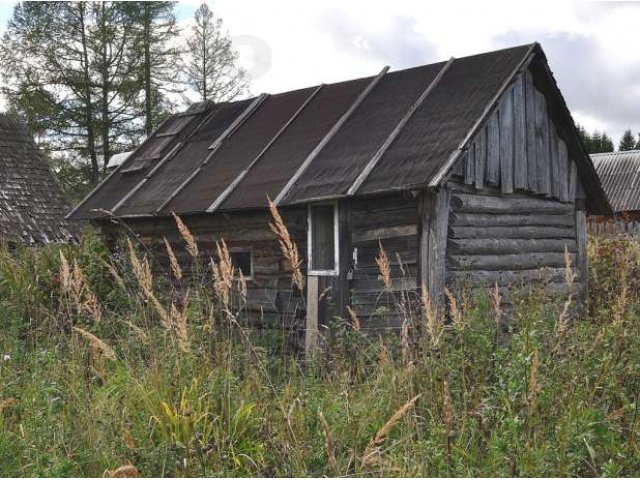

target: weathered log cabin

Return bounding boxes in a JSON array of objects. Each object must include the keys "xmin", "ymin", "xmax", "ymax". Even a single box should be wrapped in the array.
[
  {"xmin": 68, "ymin": 43, "xmax": 609, "ymax": 349},
  {"xmin": 590, "ymin": 150, "xmax": 640, "ymax": 234},
  {"xmin": 0, "ymin": 115, "xmax": 75, "ymax": 244}
]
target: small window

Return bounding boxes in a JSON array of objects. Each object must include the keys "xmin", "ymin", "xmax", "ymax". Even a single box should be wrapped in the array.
[
  {"xmin": 230, "ymin": 250, "xmax": 253, "ymax": 279},
  {"xmin": 308, "ymin": 203, "xmax": 338, "ymax": 275}
]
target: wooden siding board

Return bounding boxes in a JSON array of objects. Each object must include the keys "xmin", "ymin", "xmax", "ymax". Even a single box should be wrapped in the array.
[
  {"xmin": 513, "ymin": 75, "xmax": 527, "ymax": 189},
  {"xmin": 525, "ymin": 71, "xmax": 538, "ymax": 192},
  {"xmin": 474, "ymin": 127, "xmax": 486, "ymax": 189},
  {"xmin": 549, "ymin": 122, "xmax": 560, "ymax": 199},
  {"xmin": 486, "ymin": 111, "xmax": 500, "ymax": 185},
  {"xmin": 499, "ymin": 87, "xmax": 514, "ymax": 194},
  {"xmin": 463, "ymin": 148, "xmax": 474, "ymax": 185},
  {"xmin": 558, "ymin": 138, "xmax": 570, "ymax": 202},
  {"xmin": 535, "ymin": 89, "xmax": 551, "ymax": 195}
]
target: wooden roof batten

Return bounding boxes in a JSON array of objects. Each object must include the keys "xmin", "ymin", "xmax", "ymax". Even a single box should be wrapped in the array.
[
  {"xmin": 109, "ymin": 104, "xmax": 226, "ymax": 214},
  {"xmin": 427, "ymin": 43, "xmax": 538, "ymax": 189},
  {"xmin": 155, "ymin": 93, "xmax": 269, "ymax": 213},
  {"xmin": 273, "ymin": 65, "xmax": 390, "ymax": 206},
  {"xmin": 206, "ymin": 84, "xmax": 325, "ymax": 213},
  {"xmin": 346, "ymin": 56, "xmax": 456, "ymax": 197},
  {"xmin": 64, "ymin": 115, "xmax": 174, "ymax": 220}
]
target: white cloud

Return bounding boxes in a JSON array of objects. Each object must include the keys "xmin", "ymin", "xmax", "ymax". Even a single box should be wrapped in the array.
[
  {"xmin": 1, "ymin": 0, "xmax": 637, "ymax": 144},
  {"xmin": 190, "ymin": 0, "xmax": 639, "ymax": 145}
]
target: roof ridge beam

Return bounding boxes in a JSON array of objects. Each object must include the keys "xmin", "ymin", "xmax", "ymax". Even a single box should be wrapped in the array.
[
  {"xmin": 206, "ymin": 84, "xmax": 325, "ymax": 213},
  {"xmin": 347, "ymin": 57, "xmax": 455, "ymax": 197},
  {"xmin": 428, "ymin": 43, "xmax": 538, "ymax": 188},
  {"xmin": 155, "ymin": 93, "xmax": 268, "ymax": 213},
  {"xmin": 273, "ymin": 66, "xmax": 390, "ymax": 206}
]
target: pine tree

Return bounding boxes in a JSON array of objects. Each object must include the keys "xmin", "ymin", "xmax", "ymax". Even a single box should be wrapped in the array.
[
  {"xmin": 127, "ymin": 1, "xmax": 181, "ymax": 135},
  {"xmin": 619, "ymin": 129, "xmax": 637, "ymax": 151},
  {"xmin": 0, "ymin": 2, "xmax": 143, "ymax": 183},
  {"xmin": 576, "ymin": 124, "xmax": 615, "ymax": 154},
  {"xmin": 183, "ymin": 3, "xmax": 248, "ymax": 102},
  {"xmin": 577, "ymin": 124, "xmax": 592, "ymax": 153}
]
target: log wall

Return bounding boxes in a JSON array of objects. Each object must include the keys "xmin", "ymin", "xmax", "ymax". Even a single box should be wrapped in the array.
[
  {"xmin": 99, "ymin": 208, "xmax": 308, "ymax": 349},
  {"xmin": 445, "ymin": 182, "xmax": 582, "ymax": 299},
  {"xmin": 347, "ymin": 194, "xmax": 419, "ymax": 330}
]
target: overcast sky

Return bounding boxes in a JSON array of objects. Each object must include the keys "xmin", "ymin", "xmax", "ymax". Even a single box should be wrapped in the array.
[{"xmin": 0, "ymin": 0, "xmax": 638, "ymax": 145}]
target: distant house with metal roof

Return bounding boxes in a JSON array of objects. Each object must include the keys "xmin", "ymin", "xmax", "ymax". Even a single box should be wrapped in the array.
[
  {"xmin": 590, "ymin": 150, "xmax": 640, "ymax": 234},
  {"xmin": 0, "ymin": 115, "xmax": 75, "ymax": 244},
  {"xmin": 68, "ymin": 43, "xmax": 609, "ymax": 352}
]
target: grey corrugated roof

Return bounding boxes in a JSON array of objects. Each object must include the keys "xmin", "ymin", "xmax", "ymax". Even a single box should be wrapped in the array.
[
  {"xmin": 0, "ymin": 115, "xmax": 75, "ymax": 243},
  {"xmin": 68, "ymin": 43, "xmax": 609, "ymax": 220},
  {"xmin": 592, "ymin": 150, "xmax": 640, "ymax": 212}
]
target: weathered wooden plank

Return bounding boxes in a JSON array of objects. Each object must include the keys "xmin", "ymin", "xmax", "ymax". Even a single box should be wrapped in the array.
[
  {"xmin": 349, "ymin": 207, "xmax": 417, "ymax": 230},
  {"xmin": 558, "ymin": 138, "xmax": 570, "ymax": 202},
  {"xmin": 305, "ymin": 275, "xmax": 319, "ymax": 356},
  {"xmin": 513, "ymin": 75, "xmax": 527, "ymax": 190},
  {"xmin": 568, "ymin": 159, "xmax": 578, "ymax": 202},
  {"xmin": 420, "ymin": 188, "xmax": 450, "ymax": 303},
  {"xmin": 525, "ymin": 70, "xmax": 537, "ymax": 192},
  {"xmin": 448, "ymin": 252, "xmax": 575, "ymax": 271},
  {"xmin": 447, "ymin": 267, "xmax": 567, "ymax": 286},
  {"xmin": 549, "ymin": 122, "xmax": 560, "ymax": 199},
  {"xmin": 535, "ymin": 89, "xmax": 551, "ymax": 195},
  {"xmin": 448, "ymin": 238, "xmax": 576, "ymax": 255},
  {"xmin": 349, "ymin": 193, "xmax": 415, "ymax": 212},
  {"xmin": 464, "ymin": 147, "xmax": 474, "ymax": 185},
  {"xmin": 351, "ymin": 277, "xmax": 415, "ymax": 293},
  {"xmin": 448, "ymin": 225, "xmax": 575, "ymax": 240},
  {"xmin": 452, "ymin": 156, "xmax": 464, "ymax": 177},
  {"xmin": 351, "ymin": 225, "xmax": 418, "ymax": 242},
  {"xmin": 352, "ymin": 248, "xmax": 418, "ymax": 268},
  {"xmin": 449, "ymin": 212, "xmax": 575, "ymax": 228},
  {"xmin": 450, "ymin": 192, "xmax": 575, "ymax": 215},
  {"xmin": 474, "ymin": 128, "xmax": 486, "ymax": 190},
  {"xmin": 499, "ymin": 87, "xmax": 514, "ymax": 194},
  {"xmin": 486, "ymin": 111, "xmax": 500, "ymax": 185}
]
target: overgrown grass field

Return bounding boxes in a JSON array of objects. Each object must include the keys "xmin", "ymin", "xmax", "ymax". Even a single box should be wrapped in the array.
[{"xmin": 0, "ymin": 223, "xmax": 638, "ymax": 477}]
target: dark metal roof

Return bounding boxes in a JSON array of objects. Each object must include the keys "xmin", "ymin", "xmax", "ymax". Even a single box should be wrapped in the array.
[
  {"xmin": 592, "ymin": 150, "xmax": 640, "ymax": 212},
  {"xmin": 0, "ymin": 115, "xmax": 75, "ymax": 243},
  {"xmin": 68, "ymin": 43, "xmax": 609, "ymax": 220}
]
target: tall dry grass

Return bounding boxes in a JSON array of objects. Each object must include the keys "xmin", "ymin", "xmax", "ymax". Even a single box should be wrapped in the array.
[{"xmin": 0, "ymin": 228, "xmax": 638, "ymax": 476}]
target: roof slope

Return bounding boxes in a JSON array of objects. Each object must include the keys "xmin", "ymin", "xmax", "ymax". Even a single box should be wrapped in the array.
[
  {"xmin": 69, "ymin": 43, "xmax": 608, "ymax": 220},
  {"xmin": 592, "ymin": 150, "xmax": 640, "ymax": 212},
  {"xmin": 0, "ymin": 115, "xmax": 75, "ymax": 243}
]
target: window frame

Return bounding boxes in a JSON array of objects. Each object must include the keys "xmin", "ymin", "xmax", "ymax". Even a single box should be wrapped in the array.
[
  {"xmin": 229, "ymin": 248, "xmax": 254, "ymax": 281},
  {"xmin": 307, "ymin": 201, "xmax": 340, "ymax": 277}
]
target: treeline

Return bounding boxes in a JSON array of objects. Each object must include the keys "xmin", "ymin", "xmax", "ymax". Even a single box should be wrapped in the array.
[
  {"xmin": 0, "ymin": 1, "xmax": 248, "ymax": 198},
  {"xmin": 577, "ymin": 125, "xmax": 640, "ymax": 154}
]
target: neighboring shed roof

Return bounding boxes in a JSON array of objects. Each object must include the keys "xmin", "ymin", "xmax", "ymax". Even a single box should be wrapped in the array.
[
  {"xmin": 68, "ymin": 43, "xmax": 609, "ymax": 221},
  {"xmin": 0, "ymin": 115, "xmax": 75, "ymax": 243},
  {"xmin": 106, "ymin": 151, "xmax": 132, "ymax": 171},
  {"xmin": 592, "ymin": 150, "xmax": 640, "ymax": 213}
]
